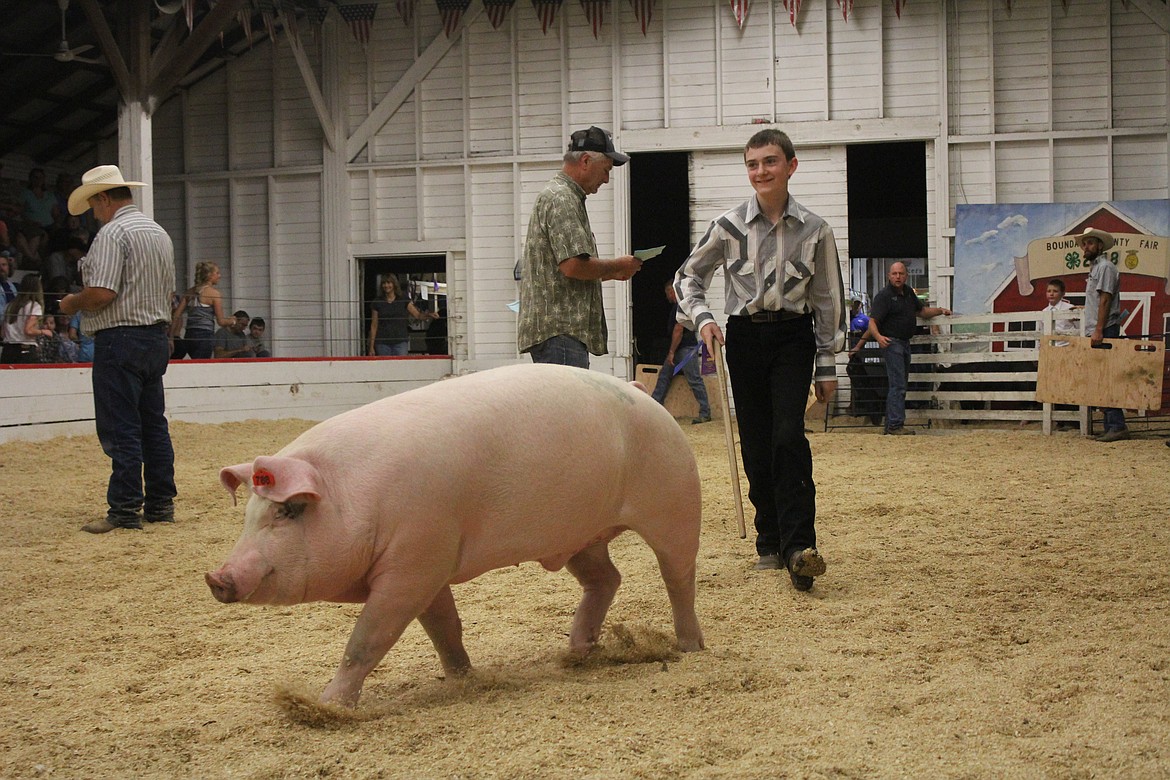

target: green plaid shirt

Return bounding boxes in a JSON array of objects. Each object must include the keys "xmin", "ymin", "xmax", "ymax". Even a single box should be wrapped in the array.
[{"xmin": 517, "ymin": 173, "xmax": 607, "ymax": 355}]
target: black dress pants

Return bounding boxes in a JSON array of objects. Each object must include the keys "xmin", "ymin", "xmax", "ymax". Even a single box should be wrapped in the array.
[{"xmin": 725, "ymin": 314, "xmax": 817, "ymax": 559}]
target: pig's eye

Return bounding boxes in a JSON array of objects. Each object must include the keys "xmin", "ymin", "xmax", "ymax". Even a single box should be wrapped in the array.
[{"xmin": 277, "ymin": 501, "xmax": 307, "ymax": 521}]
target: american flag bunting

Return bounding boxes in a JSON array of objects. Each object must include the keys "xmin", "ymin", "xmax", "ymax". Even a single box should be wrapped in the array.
[
  {"xmin": 337, "ymin": 3, "xmax": 378, "ymax": 47},
  {"xmin": 532, "ymin": 0, "xmax": 564, "ymax": 35},
  {"xmin": 306, "ymin": 4, "xmax": 329, "ymax": 46},
  {"xmin": 729, "ymin": 0, "xmax": 749, "ymax": 29},
  {"xmin": 396, "ymin": 0, "xmax": 417, "ymax": 25},
  {"xmin": 484, "ymin": 0, "xmax": 517, "ymax": 29},
  {"xmin": 279, "ymin": 1, "xmax": 299, "ymax": 42},
  {"xmin": 436, "ymin": 0, "xmax": 472, "ymax": 37},
  {"xmin": 892, "ymin": 0, "xmax": 905, "ymax": 18},
  {"xmin": 238, "ymin": 7, "xmax": 254, "ymax": 46},
  {"xmin": 257, "ymin": 0, "xmax": 279, "ymax": 43},
  {"xmin": 628, "ymin": 0, "xmax": 654, "ymax": 35},
  {"xmin": 782, "ymin": 0, "xmax": 800, "ymax": 27},
  {"xmin": 579, "ymin": 0, "xmax": 608, "ymax": 38},
  {"xmin": 836, "ymin": 0, "xmax": 853, "ymax": 21}
]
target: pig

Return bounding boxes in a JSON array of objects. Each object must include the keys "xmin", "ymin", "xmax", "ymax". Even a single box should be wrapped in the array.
[{"xmin": 206, "ymin": 363, "xmax": 705, "ymax": 707}]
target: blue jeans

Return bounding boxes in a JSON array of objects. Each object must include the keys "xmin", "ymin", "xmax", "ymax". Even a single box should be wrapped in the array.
[
  {"xmin": 1100, "ymin": 323, "xmax": 1126, "ymax": 432},
  {"xmin": 528, "ymin": 335, "xmax": 589, "ymax": 368},
  {"xmin": 375, "ymin": 341, "xmax": 409, "ymax": 356},
  {"xmin": 651, "ymin": 346, "xmax": 710, "ymax": 417},
  {"xmin": 881, "ymin": 338, "xmax": 911, "ymax": 431},
  {"xmin": 92, "ymin": 325, "xmax": 177, "ymax": 522},
  {"xmin": 174, "ymin": 329, "xmax": 214, "ymax": 360},
  {"xmin": 725, "ymin": 315, "xmax": 816, "ymax": 559}
]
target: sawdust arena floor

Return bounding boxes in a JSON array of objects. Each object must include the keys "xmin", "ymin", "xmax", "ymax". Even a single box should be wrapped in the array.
[{"xmin": 1, "ymin": 416, "xmax": 1168, "ymax": 779}]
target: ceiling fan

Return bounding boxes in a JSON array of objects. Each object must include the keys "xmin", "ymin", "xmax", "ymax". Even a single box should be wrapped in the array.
[{"xmin": 0, "ymin": 0, "xmax": 104, "ymax": 65}]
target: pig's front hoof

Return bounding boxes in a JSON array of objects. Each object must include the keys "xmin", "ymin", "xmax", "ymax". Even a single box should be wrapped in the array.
[
  {"xmin": 205, "ymin": 571, "xmax": 239, "ymax": 603},
  {"xmin": 275, "ymin": 685, "xmax": 360, "ymax": 726}
]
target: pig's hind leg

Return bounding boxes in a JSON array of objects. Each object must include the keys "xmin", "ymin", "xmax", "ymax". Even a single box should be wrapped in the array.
[
  {"xmin": 564, "ymin": 542, "xmax": 622, "ymax": 656},
  {"xmin": 651, "ymin": 547, "xmax": 705, "ymax": 652},
  {"xmin": 417, "ymin": 585, "xmax": 472, "ymax": 676}
]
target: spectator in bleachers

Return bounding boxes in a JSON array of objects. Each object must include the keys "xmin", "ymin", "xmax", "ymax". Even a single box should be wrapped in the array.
[
  {"xmin": 43, "ymin": 237, "xmax": 86, "ymax": 289},
  {"xmin": 0, "ymin": 254, "xmax": 17, "ymax": 308},
  {"xmin": 52, "ymin": 173, "xmax": 74, "ymax": 228},
  {"xmin": 2, "ymin": 273, "xmax": 54, "ymax": 363},
  {"xmin": 245, "ymin": 316, "xmax": 271, "ymax": 357},
  {"xmin": 43, "ymin": 275, "xmax": 72, "ymax": 316},
  {"xmin": 0, "ymin": 162, "xmax": 25, "ymax": 249},
  {"xmin": 68, "ymin": 310, "xmax": 94, "ymax": 363},
  {"xmin": 214, "ymin": 310, "xmax": 255, "ymax": 358},
  {"xmin": 170, "ymin": 261, "xmax": 236, "ymax": 359},
  {"xmin": 15, "ymin": 168, "xmax": 57, "ymax": 270},
  {"xmin": 38, "ymin": 313, "xmax": 78, "ymax": 363}
]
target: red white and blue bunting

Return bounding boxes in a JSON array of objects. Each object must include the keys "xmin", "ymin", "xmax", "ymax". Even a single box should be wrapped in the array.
[
  {"xmin": 337, "ymin": 3, "xmax": 378, "ymax": 47},
  {"xmin": 483, "ymin": 0, "xmax": 517, "ymax": 29},
  {"xmin": 205, "ymin": 0, "xmax": 925, "ymax": 50},
  {"xmin": 782, "ymin": 0, "xmax": 800, "ymax": 27},
  {"xmin": 436, "ymin": 0, "xmax": 472, "ymax": 36},
  {"xmin": 532, "ymin": 0, "xmax": 564, "ymax": 34},
  {"xmin": 580, "ymin": 0, "xmax": 609, "ymax": 39},
  {"xmin": 628, "ymin": 0, "xmax": 654, "ymax": 35},
  {"xmin": 730, "ymin": 0, "xmax": 749, "ymax": 29},
  {"xmin": 396, "ymin": 0, "xmax": 417, "ymax": 25}
]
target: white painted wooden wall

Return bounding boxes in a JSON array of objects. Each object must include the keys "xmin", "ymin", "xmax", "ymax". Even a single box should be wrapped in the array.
[
  {"xmin": 0, "ymin": 359, "xmax": 451, "ymax": 444},
  {"xmin": 141, "ymin": 0, "xmax": 1167, "ymax": 373}
]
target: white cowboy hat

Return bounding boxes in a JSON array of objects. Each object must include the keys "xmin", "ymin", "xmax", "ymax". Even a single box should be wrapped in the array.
[
  {"xmin": 68, "ymin": 165, "xmax": 146, "ymax": 216},
  {"xmin": 1077, "ymin": 227, "xmax": 1115, "ymax": 251}
]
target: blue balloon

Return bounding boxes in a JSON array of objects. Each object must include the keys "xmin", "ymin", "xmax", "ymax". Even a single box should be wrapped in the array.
[{"xmin": 850, "ymin": 314, "xmax": 870, "ymax": 332}]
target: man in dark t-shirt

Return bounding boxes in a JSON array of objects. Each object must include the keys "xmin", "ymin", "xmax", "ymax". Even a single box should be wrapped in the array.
[{"xmin": 855, "ymin": 262, "xmax": 950, "ymax": 435}]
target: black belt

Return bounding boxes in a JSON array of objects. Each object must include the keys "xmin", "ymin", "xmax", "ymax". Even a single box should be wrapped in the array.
[{"xmin": 730, "ymin": 310, "xmax": 808, "ymax": 324}]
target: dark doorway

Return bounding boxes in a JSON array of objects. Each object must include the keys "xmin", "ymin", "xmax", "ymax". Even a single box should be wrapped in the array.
[
  {"xmin": 846, "ymin": 141, "xmax": 928, "ymax": 260},
  {"xmin": 629, "ymin": 152, "xmax": 692, "ymax": 367},
  {"xmin": 846, "ymin": 141, "xmax": 929, "ymax": 300},
  {"xmin": 360, "ymin": 255, "xmax": 448, "ymax": 356}
]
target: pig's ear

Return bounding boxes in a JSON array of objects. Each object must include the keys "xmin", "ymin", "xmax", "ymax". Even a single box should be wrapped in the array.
[
  {"xmin": 248, "ymin": 456, "xmax": 324, "ymax": 504},
  {"xmin": 220, "ymin": 463, "xmax": 255, "ymax": 506}
]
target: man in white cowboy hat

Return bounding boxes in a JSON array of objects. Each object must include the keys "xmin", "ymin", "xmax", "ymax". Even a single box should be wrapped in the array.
[
  {"xmin": 59, "ymin": 165, "xmax": 179, "ymax": 532},
  {"xmin": 1077, "ymin": 226, "xmax": 1128, "ymax": 442}
]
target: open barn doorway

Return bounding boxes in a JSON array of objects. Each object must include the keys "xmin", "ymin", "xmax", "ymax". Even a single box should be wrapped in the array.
[
  {"xmin": 629, "ymin": 152, "xmax": 692, "ymax": 368},
  {"xmin": 846, "ymin": 141, "xmax": 929, "ymax": 304},
  {"xmin": 359, "ymin": 255, "xmax": 448, "ymax": 356}
]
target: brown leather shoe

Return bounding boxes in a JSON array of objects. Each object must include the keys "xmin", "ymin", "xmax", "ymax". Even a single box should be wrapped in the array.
[
  {"xmin": 753, "ymin": 553, "xmax": 782, "ymax": 571},
  {"xmin": 81, "ymin": 518, "xmax": 119, "ymax": 534},
  {"xmin": 81, "ymin": 517, "xmax": 142, "ymax": 534}
]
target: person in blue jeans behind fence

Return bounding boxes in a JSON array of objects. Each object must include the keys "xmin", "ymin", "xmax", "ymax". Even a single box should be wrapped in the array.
[
  {"xmin": 863, "ymin": 262, "xmax": 951, "ymax": 436},
  {"xmin": 1078, "ymin": 226, "xmax": 1129, "ymax": 443},
  {"xmin": 650, "ymin": 281, "xmax": 711, "ymax": 425}
]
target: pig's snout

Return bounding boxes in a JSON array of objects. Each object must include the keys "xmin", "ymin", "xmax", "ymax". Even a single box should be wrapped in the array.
[{"xmin": 205, "ymin": 569, "xmax": 240, "ymax": 603}]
